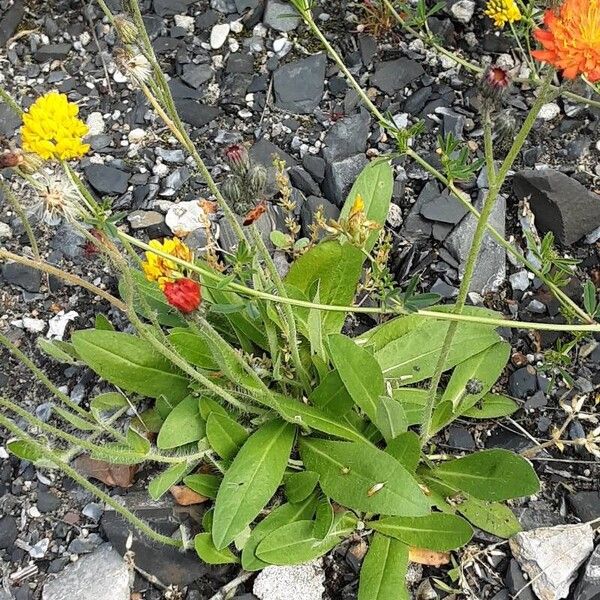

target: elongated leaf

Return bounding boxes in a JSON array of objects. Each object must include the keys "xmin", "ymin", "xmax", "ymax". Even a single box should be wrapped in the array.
[
  {"xmin": 149, "ymin": 462, "xmax": 194, "ymax": 500},
  {"xmin": 429, "ymin": 449, "xmax": 540, "ymax": 501},
  {"xmin": 53, "ymin": 405, "xmax": 99, "ymax": 432},
  {"xmin": 198, "ymin": 397, "xmax": 228, "ymax": 420},
  {"xmin": 157, "ymin": 396, "xmax": 206, "ymax": 450},
  {"xmin": 299, "ymin": 438, "xmax": 430, "ymax": 516},
  {"xmin": 392, "ymin": 388, "xmax": 427, "ymax": 426},
  {"xmin": 370, "ymin": 514, "xmax": 473, "ymax": 551},
  {"xmin": 339, "ymin": 159, "xmax": 394, "ymax": 252},
  {"xmin": 37, "ymin": 338, "xmax": 80, "ymax": 364},
  {"xmin": 256, "ymin": 514, "xmax": 356, "ymax": 565},
  {"xmin": 463, "ymin": 393, "xmax": 519, "ymax": 419},
  {"xmin": 206, "ymin": 412, "xmax": 248, "ymax": 461},
  {"xmin": 375, "ymin": 322, "xmax": 500, "ymax": 383},
  {"xmin": 95, "ymin": 314, "xmax": 114, "ymax": 330},
  {"xmin": 376, "ymin": 396, "xmax": 407, "ymax": 442},
  {"xmin": 168, "ymin": 329, "xmax": 218, "ymax": 370},
  {"xmin": 272, "ymin": 394, "xmax": 368, "ymax": 443},
  {"xmin": 358, "ymin": 533, "xmax": 409, "ymax": 600},
  {"xmin": 71, "ymin": 330, "xmax": 189, "ymax": 401},
  {"xmin": 313, "ymin": 496, "xmax": 334, "ymax": 539},
  {"xmin": 308, "ymin": 283, "xmax": 327, "ymax": 364},
  {"xmin": 456, "ymin": 496, "xmax": 521, "ymax": 538},
  {"xmin": 194, "ymin": 533, "xmax": 238, "ymax": 564},
  {"xmin": 285, "ymin": 471, "xmax": 320, "ymax": 503},
  {"xmin": 184, "ymin": 473, "xmax": 222, "ymax": 499},
  {"xmin": 7, "ymin": 440, "xmax": 46, "ymax": 463},
  {"xmin": 212, "ymin": 420, "xmax": 295, "ymax": 550},
  {"xmin": 309, "ymin": 370, "xmax": 353, "ymax": 416},
  {"xmin": 329, "ymin": 334, "xmax": 384, "ymax": 423},
  {"xmin": 385, "ymin": 431, "xmax": 421, "ymax": 473},
  {"xmin": 90, "ymin": 392, "xmax": 128, "ymax": 423},
  {"xmin": 241, "ymin": 496, "xmax": 318, "ymax": 571}
]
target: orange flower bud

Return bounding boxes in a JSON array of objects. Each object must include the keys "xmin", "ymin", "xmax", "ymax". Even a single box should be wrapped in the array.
[{"xmin": 163, "ymin": 278, "xmax": 201, "ymax": 313}]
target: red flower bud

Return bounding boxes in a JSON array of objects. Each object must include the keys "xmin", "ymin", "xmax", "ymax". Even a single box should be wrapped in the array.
[
  {"xmin": 224, "ymin": 144, "xmax": 248, "ymax": 170},
  {"xmin": 163, "ymin": 278, "xmax": 201, "ymax": 313}
]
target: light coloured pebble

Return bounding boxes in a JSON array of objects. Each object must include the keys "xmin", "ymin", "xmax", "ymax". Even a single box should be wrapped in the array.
[
  {"xmin": 210, "ymin": 23, "xmax": 230, "ymax": 50},
  {"xmin": 166, "ymin": 200, "xmax": 206, "ymax": 235},
  {"xmin": 79, "ymin": 32, "xmax": 91, "ymax": 46},
  {"xmin": 86, "ymin": 112, "xmax": 105, "ymax": 136},
  {"xmin": 22, "ymin": 317, "xmax": 46, "ymax": 333},
  {"xmin": 273, "ymin": 37, "xmax": 292, "ymax": 57},
  {"xmin": 0, "ymin": 222, "xmax": 12, "ymax": 238},
  {"xmin": 128, "ymin": 128, "xmax": 146, "ymax": 144},
  {"xmin": 387, "ymin": 203, "xmax": 403, "ymax": 228},
  {"xmin": 538, "ymin": 102, "xmax": 561, "ymax": 121},
  {"xmin": 174, "ymin": 14, "xmax": 195, "ymax": 31},
  {"xmin": 450, "ymin": 0, "xmax": 475, "ymax": 23},
  {"xmin": 254, "ymin": 561, "xmax": 325, "ymax": 600},
  {"xmin": 230, "ymin": 19, "xmax": 244, "ymax": 33}
]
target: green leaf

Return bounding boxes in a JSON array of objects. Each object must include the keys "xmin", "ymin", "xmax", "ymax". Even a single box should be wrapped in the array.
[
  {"xmin": 339, "ymin": 159, "xmax": 394, "ymax": 252},
  {"xmin": 358, "ymin": 534, "xmax": 409, "ymax": 600},
  {"xmin": 95, "ymin": 313, "xmax": 115, "ymax": 330},
  {"xmin": 120, "ymin": 270, "xmax": 187, "ymax": 327},
  {"xmin": 126, "ymin": 427, "xmax": 151, "ymax": 454},
  {"xmin": 329, "ymin": 334, "xmax": 384, "ymax": 423},
  {"xmin": 206, "ymin": 412, "xmax": 248, "ymax": 461},
  {"xmin": 299, "ymin": 438, "xmax": 431, "ymax": 516},
  {"xmin": 385, "ymin": 431, "xmax": 421, "ymax": 473},
  {"xmin": 157, "ymin": 396, "xmax": 206, "ymax": 450},
  {"xmin": 376, "ymin": 396, "xmax": 408, "ymax": 442},
  {"xmin": 308, "ymin": 283, "xmax": 327, "ymax": 364},
  {"xmin": 7, "ymin": 440, "xmax": 46, "ymax": 463},
  {"xmin": 36, "ymin": 338, "xmax": 80, "ymax": 364},
  {"xmin": 456, "ymin": 496, "xmax": 521, "ymax": 538},
  {"xmin": 90, "ymin": 392, "xmax": 129, "ymax": 423},
  {"xmin": 270, "ymin": 230, "xmax": 292, "ymax": 249},
  {"xmin": 52, "ymin": 406, "xmax": 99, "ymax": 432},
  {"xmin": 463, "ymin": 393, "xmax": 519, "ymax": 419},
  {"xmin": 391, "ymin": 388, "xmax": 428, "ymax": 426},
  {"xmin": 168, "ymin": 329, "xmax": 218, "ymax": 370},
  {"xmin": 194, "ymin": 533, "xmax": 238, "ymax": 564},
  {"xmin": 212, "ymin": 420, "xmax": 295, "ymax": 550},
  {"xmin": 149, "ymin": 462, "xmax": 194, "ymax": 500},
  {"xmin": 285, "ymin": 471, "xmax": 320, "ymax": 503},
  {"xmin": 256, "ymin": 514, "xmax": 356, "ymax": 565},
  {"xmin": 375, "ymin": 321, "xmax": 500, "ymax": 383},
  {"xmin": 583, "ymin": 280, "xmax": 597, "ymax": 316},
  {"xmin": 429, "ymin": 449, "xmax": 540, "ymax": 501},
  {"xmin": 71, "ymin": 330, "xmax": 189, "ymax": 401},
  {"xmin": 184, "ymin": 473, "xmax": 222, "ymax": 499},
  {"xmin": 241, "ymin": 496, "xmax": 318, "ymax": 571},
  {"xmin": 309, "ymin": 370, "xmax": 353, "ymax": 416},
  {"xmin": 313, "ymin": 496, "xmax": 334, "ymax": 539},
  {"xmin": 370, "ymin": 513, "xmax": 473, "ymax": 551}
]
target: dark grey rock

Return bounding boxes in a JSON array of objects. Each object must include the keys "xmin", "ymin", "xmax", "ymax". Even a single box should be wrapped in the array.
[
  {"xmin": 35, "ymin": 43, "xmax": 72, "ymax": 62},
  {"xmin": 0, "ymin": 102, "xmax": 21, "ymax": 136},
  {"xmin": 85, "ymin": 164, "xmax": 129, "ymax": 195},
  {"xmin": 569, "ymin": 492, "xmax": 600, "ymax": 523},
  {"xmin": 370, "ymin": 58, "xmax": 424, "ymax": 95},
  {"xmin": 402, "ymin": 181, "xmax": 439, "ymax": 240},
  {"xmin": 0, "ymin": 515, "xmax": 17, "ymax": 549},
  {"xmin": 303, "ymin": 155, "xmax": 326, "ymax": 183},
  {"xmin": 289, "ymin": 166, "xmax": 320, "ymax": 197},
  {"xmin": 181, "ymin": 64, "xmax": 213, "ymax": 89},
  {"xmin": 153, "ymin": 0, "xmax": 195, "ymax": 16},
  {"xmin": 49, "ymin": 223, "xmax": 85, "ymax": 259},
  {"xmin": 2, "ymin": 262, "xmax": 42, "ymax": 292},
  {"xmin": 574, "ymin": 544, "xmax": 600, "ymax": 600},
  {"xmin": 513, "ymin": 169, "xmax": 600, "ymax": 245},
  {"xmin": 514, "ymin": 505, "xmax": 566, "ymax": 530},
  {"xmin": 174, "ymin": 100, "xmax": 219, "ymax": 127},
  {"xmin": 322, "ymin": 154, "xmax": 369, "ymax": 206},
  {"xmin": 211, "ymin": 0, "xmax": 237, "ymax": 13},
  {"xmin": 505, "ymin": 559, "xmax": 536, "ymax": 600},
  {"xmin": 263, "ymin": 0, "xmax": 300, "ymax": 31},
  {"xmin": 67, "ymin": 533, "xmax": 103, "ymax": 555},
  {"xmin": 300, "ymin": 195, "xmax": 339, "ymax": 238},
  {"xmin": 486, "ymin": 429, "xmax": 534, "ymax": 453},
  {"xmin": 444, "ymin": 192, "xmax": 505, "ymax": 293},
  {"xmin": 101, "ymin": 495, "xmax": 207, "ymax": 586},
  {"xmin": 37, "ymin": 489, "xmax": 61, "ymax": 513},
  {"xmin": 509, "ymin": 366, "xmax": 538, "ymax": 399},
  {"xmin": 250, "ymin": 138, "xmax": 297, "ymax": 169},
  {"xmin": 358, "ymin": 34, "xmax": 378, "ymax": 66},
  {"xmin": 169, "ymin": 79, "xmax": 204, "ymax": 100},
  {"xmin": 431, "ymin": 278, "xmax": 458, "ymax": 299},
  {"xmin": 447, "ymin": 425, "xmax": 475, "ymax": 449},
  {"xmin": 524, "ymin": 390, "xmax": 547, "ymax": 410},
  {"xmin": 89, "ymin": 134, "xmax": 113, "ymax": 152},
  {"xmin": 227, "ymin": 53, "xmax": 254, "ymax": 74},
  {"xmin": 273, "ymin": 54, "xmax": 326, "ymax": 114},
  {"xmin": 322, "ymin": 111, "xmax": 371, "ymax": 163},
  {"xmin": 420, "ymin": 193, "xmax": 468, "ymax": 224},
  {"xmin": 127, "ymin": 210, "xmax": 165, "ymax": 231},
  {"xmin": 0, "ymin": 2, "xmax": 25, "ymax": 46}
]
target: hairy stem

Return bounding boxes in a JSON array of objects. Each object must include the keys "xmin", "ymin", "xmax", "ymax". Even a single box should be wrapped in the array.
[{"xmin": 0, "ymin": 180, "xmax": 40, "ymax": 260}]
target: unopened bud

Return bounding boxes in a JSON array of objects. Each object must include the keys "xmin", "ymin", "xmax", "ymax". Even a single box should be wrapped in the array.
[
  {"xmin": 224, "ymin": 144, "xmax": 249, "ymax": 174},
  {"xmin": 221, "ymin": 176, "xmax": 243, "ymax": 204},
  {"xmin": 114, "ymin": 15, "xmax": 139, "ymax": 45},
  {"xmin": 480, "ymin": 65, "xmax": 510, "ymax": 102},
  {"xmin": 248, "ymin": 163, "xmax": 267, "ymax": 195}
]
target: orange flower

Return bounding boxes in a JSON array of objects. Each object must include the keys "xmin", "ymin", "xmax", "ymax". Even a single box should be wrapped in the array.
[
  {"xmin": 163, "ymin": 278, "xmax": 201, "ymax": 313},
  {"xmin": 532, "ymin": 0, "xmax": 600, "ymax": 82}
]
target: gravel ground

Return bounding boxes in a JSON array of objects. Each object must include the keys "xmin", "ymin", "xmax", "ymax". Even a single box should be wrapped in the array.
[{"xmin": 1, "ymin": 0, "xmax": 599, "ymax": 598}]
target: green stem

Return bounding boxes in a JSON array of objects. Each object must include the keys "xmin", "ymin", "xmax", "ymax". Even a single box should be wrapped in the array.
[
  {"xmin": 0, "ymin": 411, "xmax": 182, "ymax": 547},
  {"xmin": 420, "ymin": 71, "xmax": 556, "ymax": 444},
  {"xmin": 483, "ymin": 115, "xmax": 496, "ymax": 186},
  {"xmin": 0, "ymin": 180, "xmax": 40, "ymax": 260}
]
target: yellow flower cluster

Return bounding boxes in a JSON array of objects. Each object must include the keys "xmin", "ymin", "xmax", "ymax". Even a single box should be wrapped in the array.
[
  {"xmin": 21, "ymin": 92, "xmax": 90, "ymax": 161},
  {"xmin": 485, "ymin": 0, "xmax": 522, "ymax": 28},
  {"xmin": 142, "ymin": 238, "xmax": 193, "ymax": 290}
]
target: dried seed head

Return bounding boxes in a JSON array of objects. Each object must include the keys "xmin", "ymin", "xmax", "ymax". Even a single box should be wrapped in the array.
[
  {"xmin": 114, "ymin": 15, "xmax": 139, "ymax": 45},
  {"xmin": 0, "ymin": 150, "xmax": 24, "ymax": 169}
]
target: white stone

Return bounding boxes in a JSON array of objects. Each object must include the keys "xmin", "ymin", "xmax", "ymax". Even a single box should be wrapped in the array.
[
  {"xmin": 387, "ymin": 203, "xmax": 403, "ymax": 228},
  {"xmin": 22, "ymin": 317, "xmax": 46, "ymax": 333},
  {"xmin": 253, "ymin": 561, "xmax": 325, "ymax": 600},
  {"xmin": 230, "ymin": 19, "xmax": 244, "ymax": 33},
  {"xmin": 86, "ymin": 112, "xmax": 105, "ymax": 136},
  {"xmin": 174, "ymin": 14, "xmax": 195, "ymax": 31},
  {"xmin": 509, "ymin": 270, "xmax": 530, "ymax": 292},
  {"xmin": 210, "ymin": 23, "xmax": 230, "ymax": 50},
  {"xmin": 128, "ymin": 128, "xmax": 146, "ymax": 144},
  {"xmin": 450, "ymin": 0, "xmax": 475, "ymax": 22},
  {"xmin": 510, "ymin": 524, "xmax": 594, "ymax": 600},
  {"xmin": 538, "ymin": 102, "xmax": 561, "ymax": 121},
  {"xmin": 42, "ymin": 544, "xmax": 131, "ymax": 600},
  {"xmin": 165, "ymin": 200, "xmax": 207, "ymax": 235},
  {"xmin": 47, "ymin": 311, "xmax": 78, "ymax": 341},
  {"xmin": 113, "ymin": 69, "xmax": 128, "ymax": 84},
  {"xmin": 273, "ymin": 37, "xmax": 292, "ymax": 57},
  {"xmin": 79, "ymin": 31, "xmax": 91, "ymax": 46},
  {"xmin": 0, "ymin": 222, "xmax": 12, "ymax": 238}
]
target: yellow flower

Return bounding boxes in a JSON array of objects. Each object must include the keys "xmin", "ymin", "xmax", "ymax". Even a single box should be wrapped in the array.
[
  {"xmin": 142, "ymin": 237, "xmax": 193, "ymax": 290},
  {"xmin": 21, "ymin": 92, "xmax": 90, "ymax": 161},
  {"xmin": 484, "ymin": 0, "xmax": 522, "ymax": 28}
]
